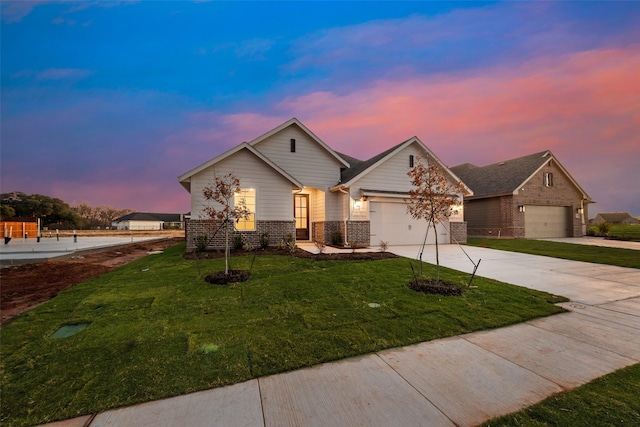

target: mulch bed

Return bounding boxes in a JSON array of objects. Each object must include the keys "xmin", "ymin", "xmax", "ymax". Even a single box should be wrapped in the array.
[
  {"xmin": 205, "ymin": 269, "xmax": 251, "ymax": 285},
  {"xmin": 407, "ymin": 279, "xmax": 463, "ymax": 296},
  {"xmin": 185, "ymin": 247, "xmax": 399, "ymax": 261}
]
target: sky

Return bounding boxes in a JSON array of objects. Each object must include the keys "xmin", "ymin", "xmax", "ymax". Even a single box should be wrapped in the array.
[{"xmin": 1, "ymin": 1, "xmax": 639, "ymax": 217}]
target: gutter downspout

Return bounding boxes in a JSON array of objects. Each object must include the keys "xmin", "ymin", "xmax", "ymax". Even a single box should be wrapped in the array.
[{"xmin": 338, "ymin": 186, "xmax": 350, "ymax": 246}]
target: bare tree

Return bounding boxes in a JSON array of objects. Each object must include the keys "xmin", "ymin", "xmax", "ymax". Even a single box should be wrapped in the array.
[
  {"xmin": 201, "ymin": 173, "xmax": 251, "ymax": 275},
  {"xmin": 406, "ymin": 155, "xmax": 466, "ymax": 283}
]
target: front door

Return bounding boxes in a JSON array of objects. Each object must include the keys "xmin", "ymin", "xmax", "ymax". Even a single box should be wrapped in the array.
[{"xmin": 294, "ymin": 194, "xmax": 309, "ymax": 240}]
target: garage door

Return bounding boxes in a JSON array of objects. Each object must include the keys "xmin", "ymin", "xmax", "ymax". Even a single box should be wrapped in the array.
[
  {"xmin": 369, "ymin": 201, "xmax": 449, "ymax": 245},
  {"xmin": 524, "ymin": 205, "xmax": 570, "ymax": 238}
]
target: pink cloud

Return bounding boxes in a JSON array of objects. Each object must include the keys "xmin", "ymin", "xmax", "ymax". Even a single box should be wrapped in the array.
[{"xmin": 228, "ymin": 46, "xmax": 639, "ymax": 214}]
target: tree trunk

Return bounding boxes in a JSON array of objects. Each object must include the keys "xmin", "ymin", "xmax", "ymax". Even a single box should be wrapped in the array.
[
  {"xmin": 224, "ymin": 220, "xmax": 229, "ymax": 275},
  {"xmin": 433, "ymin": 220, "xmax": 440, "ymax": 284}
]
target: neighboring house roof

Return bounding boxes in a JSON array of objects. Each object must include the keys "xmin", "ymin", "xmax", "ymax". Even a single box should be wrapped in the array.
[
  {"xmin": 334, "ymin": 136, "xmax": 473, "ymax": 195},
  {"xmin": 451, "ymin": 150, "xmax": 591, "ymax": 201},
  {"xmin": 249, "ymin": 118, "xmax": 350, "ymax": 169},
  {"xmin": 594, "ymin": 212, "xmax": 639, "ymax": 223},
  {"xmin": 177, "ymin": 142, "xmax": 303, "ymax": 192},
  {"xmin": 113, "ymin": 212, "xmax": 183, "ymax": 223}
]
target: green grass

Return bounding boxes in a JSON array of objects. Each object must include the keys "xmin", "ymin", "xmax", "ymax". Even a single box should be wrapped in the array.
[
  {"xmin": 0, "ymin": 243, "xmax": 566, "ymax": 426},
  {"xmin": 483, "ymin": 363, "xmax": 640, "ymax": 426},
  {"xmin": 467, "ymin": 238, "xmax": 640, "ymax": 269}
]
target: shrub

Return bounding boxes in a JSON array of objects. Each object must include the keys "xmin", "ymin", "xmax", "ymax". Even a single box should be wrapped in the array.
[
  {"xmin": 379, "ymin": 240, "xmax": 389, "ymax": 252},
  {"xmin": 314, "ymin": 242, "xmax": 326, "ymax": 254},
  {"xmin": 194, "ymin": 235, "xmax": 209, "ymax": 252},
  {"xmin": 232, "ymin": 233, "xmax": 244, "ymax": 250},
  {"xmin": 259, "ymin": 233, "xmax": 270, "ymax": 249},
  {"xmin": 330, "ymin": 231, "xmax": 343, "ymax": 246},
  {"xmin": 596, "ymin": 222, "xmax": 611, "ymax": 237}
]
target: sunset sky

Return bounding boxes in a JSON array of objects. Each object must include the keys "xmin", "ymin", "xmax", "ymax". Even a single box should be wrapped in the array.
[{"xmin": 2, "ymin": 1, "xmax": 639, "ymax": 216}]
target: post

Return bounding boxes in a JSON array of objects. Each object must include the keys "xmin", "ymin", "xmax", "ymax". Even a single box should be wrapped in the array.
[
  {"xmin": 56, "ymin": 229, "xmax": 59, "ymax": 241},
  {"xmin": 73, "ymin": 230, "xmax": 77, "ymax": 243},
  {"xmin": 4, "ymin": 226, "xmax": 11, "ymax": 245}
]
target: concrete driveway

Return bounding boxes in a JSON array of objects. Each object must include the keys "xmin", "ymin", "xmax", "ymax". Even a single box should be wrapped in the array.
[{"xmin": 40, "ymin": 243, "xmax": 640, "ymax": 427}]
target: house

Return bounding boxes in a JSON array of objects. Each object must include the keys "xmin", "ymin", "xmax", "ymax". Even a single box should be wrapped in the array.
[
  {"xmin": 451, "ymin": 151, "xmax": 593, "ymax": 239},
  {"xmin": 178, "ymin": 118, "xmax": 471, "ymax": 250},
  {"xmin": 111, "ymin": 212, "xmax": 185, "ymax": 231},
  {"xmin": 590, "ymin": 212, "xmax": 639, "ymax": 225}
]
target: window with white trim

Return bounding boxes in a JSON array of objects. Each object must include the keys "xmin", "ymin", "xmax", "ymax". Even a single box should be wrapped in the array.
[
  {"xmin": 234, "ymin": 189, "xmax": 256, "ymax": 231},
  {"xmin": 544, "ymin": 172, "xmax": 554, "ymax": 187}
]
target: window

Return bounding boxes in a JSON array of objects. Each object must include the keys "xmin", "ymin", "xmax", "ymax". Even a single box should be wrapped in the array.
[
  {"xmin": 409, "ymin": 155, "xmax": 414, "ymax": 168},
  {"xmin": 544, "ymin": 172, "xmax": 553, "ymax": 187},
  {"xmin": 290, "ymin": 138, "xmax": 296, "ymax": 152},
  {"xmin": 234, "ymin": 189, "xmax": 256, "ymax": 230}
]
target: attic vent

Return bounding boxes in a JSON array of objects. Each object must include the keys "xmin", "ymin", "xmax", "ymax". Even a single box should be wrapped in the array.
[
  {"xmin": 499, "ymin": 162, "xmax": 505, "ymax": 166},
  {"xmin": 290, "ymin": 139, "xmax": 296, "ymax": 153},
  {"xmin": 409, "ymin": 155, "xmax": 414, "ymax": 168},
  {"xmin": 542, "ymin": 151, "xmax": 550, "ymax": 158}
]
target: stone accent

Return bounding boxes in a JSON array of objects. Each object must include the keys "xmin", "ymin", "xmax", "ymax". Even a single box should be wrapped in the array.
[
  {"xmin": 186, "ymin": 219, "xmax": 295, "ymax": 251},
  {"xmin": 450, "ymin": 222, "xmax": 467, "ymax": 243},
  {"xmin": 346, "ymin": 221, "xmax": 370, "ymax": 247}
]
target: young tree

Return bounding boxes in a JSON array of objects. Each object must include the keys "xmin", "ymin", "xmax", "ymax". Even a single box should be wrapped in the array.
[
  {"xmin": 201, "ymin": 173, "xmax": 251, "ymax": 275},
  {"xmin": 406, "ymin": 155, "xmax": 466, "ymax": 283}
]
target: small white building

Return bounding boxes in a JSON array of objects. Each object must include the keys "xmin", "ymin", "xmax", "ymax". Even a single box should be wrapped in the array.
[{"xmin": 111, "ymin": 212, "xmax": 185, "ymax": 231}]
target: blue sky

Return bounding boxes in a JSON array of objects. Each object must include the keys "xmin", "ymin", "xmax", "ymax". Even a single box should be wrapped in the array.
[{"xmin": 2, "ymin": 1, "xmax": 639, "ymax": 216}]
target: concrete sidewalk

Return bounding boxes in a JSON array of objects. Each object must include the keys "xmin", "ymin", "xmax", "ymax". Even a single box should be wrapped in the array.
[{"xmin": 40, "ymin": 245, "xmax": 640, "ymax": 427}]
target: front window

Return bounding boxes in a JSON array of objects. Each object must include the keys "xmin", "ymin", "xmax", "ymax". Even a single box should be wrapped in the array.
[{"xmin": 235, "ymin": 189, "xmax": 256, "ymax": 231}]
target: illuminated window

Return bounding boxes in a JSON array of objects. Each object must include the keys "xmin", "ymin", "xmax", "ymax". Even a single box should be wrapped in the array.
[{"xmin": 234, "ymin": 189, "xmax": 256, "ymax": 231}]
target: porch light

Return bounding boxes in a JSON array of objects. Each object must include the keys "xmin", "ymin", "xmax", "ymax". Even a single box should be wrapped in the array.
[
  {"xmin": 518, "ymin": 205, "xmax": 526, "ymax": 213},
  {"xmin": 576, "ymin": 207, "xmax": 583, "ymax": 214},
  {"xmin": 353, "ymin": 199, "xmax": 362, "ymax": 209}
]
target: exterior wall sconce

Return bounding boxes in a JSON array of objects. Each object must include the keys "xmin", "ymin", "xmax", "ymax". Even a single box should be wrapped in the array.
[
  {"xmin": 353, "ymin": 200, "xmax": 362, "ymax": 209},
  {"xmin": 576, "ymin": 207, "xmax": 583, "ymax": 214},
  {"xmin": 518, "ymin": 205, "xmax": 526, "ymax": 213}
]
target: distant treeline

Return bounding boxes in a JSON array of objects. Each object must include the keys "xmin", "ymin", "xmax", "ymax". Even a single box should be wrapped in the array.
[{"xmin": 1, "ymin": 192, "xmax": 134, "ymax": 230}]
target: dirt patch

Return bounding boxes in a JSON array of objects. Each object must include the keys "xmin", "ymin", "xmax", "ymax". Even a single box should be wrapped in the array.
[{"xmin": 0, "ymin": 238, "xmax": 183, "ymax": 325}]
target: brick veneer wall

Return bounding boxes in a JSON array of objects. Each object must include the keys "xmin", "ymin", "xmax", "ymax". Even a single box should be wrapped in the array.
[
  {"xmin": 450, "ymin": 222, "xmax": 467, "ymax": 243},
  {"xmin": 466, "ymin": 161, "xmax": 587, "ymax": 238},
  {"xmin": 185, "ymin": 219, "xmax": 295, "ymax": 251}
]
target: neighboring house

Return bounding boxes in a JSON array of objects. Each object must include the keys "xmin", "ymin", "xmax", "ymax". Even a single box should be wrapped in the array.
[
  {"xmin": 591, "ymin": 212, "xmax": 639, "ymax": 225},
  {"xmin": 451, "ymin": 151, "xmax": 593, "ymax": 239},
  {"xmin": 112, "ymin": 212, "xmax": 185, "ymax": 230},
  {"xmin": 178, "ymin": 118, "xmax": 471, "ymax": 250}
]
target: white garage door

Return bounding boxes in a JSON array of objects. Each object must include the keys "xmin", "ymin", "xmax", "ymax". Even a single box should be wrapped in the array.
[
  {"xmin": 524, "ymin": 205, "xmax": 570, "ymax": 238},
  {"xmin": 369, "ymin": 201, "xmax": 449, "ymax": 245}
]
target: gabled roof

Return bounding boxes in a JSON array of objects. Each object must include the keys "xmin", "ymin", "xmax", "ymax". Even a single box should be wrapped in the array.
[
  {"xmin": 450, "ymin": 150, "xmax": 591, "ymax": 200},
  {"xmin": 334, "ymin": 136, "xmax": 472, "ymax": 195},
  {"xmin": 249, "ymin": 117, "xmax": 350, "ymax": 168},
  {"xmin": 594, "ymin": 212, "xmax": 639, "ymax": 223},
  {"xmin": 113, "ymin": 212, "xmax": 183, "ymax": 223},
  {"xmin": 177, "ymin": 142, "xmax": 303, "ymax": 192}
]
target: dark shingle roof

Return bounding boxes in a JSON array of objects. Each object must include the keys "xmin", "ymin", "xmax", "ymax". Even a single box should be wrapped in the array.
[
  {"xmin": 113, "ymin": 212, "xmax": 183, "ymax": 223},
  {"xmin": 595, "ymin": 213, "xmax": 638, "ymax": 223},
  {"xmin": 451, "ymin": 151, "xmax": 551, "ymax": 198}
]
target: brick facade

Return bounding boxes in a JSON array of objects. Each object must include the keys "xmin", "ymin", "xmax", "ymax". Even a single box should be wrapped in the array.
[
  {"xmin": 466, "ymin": 161, "xmax": 587, "ymax": 238},
  {"xmin": 186, "ymin": 219, "xmax": 295, "ymax": 251},
  {"xmin": 450, "ymin": 222, "xmax": 468, "ymax": 243}
]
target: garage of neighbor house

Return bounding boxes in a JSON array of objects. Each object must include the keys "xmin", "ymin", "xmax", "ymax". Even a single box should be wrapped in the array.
[{"xmin": 524, "ymin": 205, "xmax": 572, "ymax": 238}]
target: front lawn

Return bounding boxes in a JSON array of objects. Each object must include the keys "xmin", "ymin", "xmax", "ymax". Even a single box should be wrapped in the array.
[
  {"xmin": 0, "ymin": 243, "xmax": 566, "ymax": 426},
  {"xmin": 483, "ymin": 363, "xmax": 640, "ymax": 426},
  {"xmin": 467, "ymin": 238, "xmax": 640, "ymax": 269}
]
